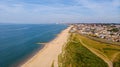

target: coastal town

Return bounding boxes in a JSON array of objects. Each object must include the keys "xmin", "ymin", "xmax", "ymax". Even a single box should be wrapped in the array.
[{"xmin": 70, "ymin": 23, "xmax": 120, "ymax": 43}]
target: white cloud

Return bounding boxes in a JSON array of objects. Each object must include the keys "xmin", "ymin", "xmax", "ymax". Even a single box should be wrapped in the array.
[
  {"xmin": 113, "ymin": 0, "xmax": 120, "ymax": 7},
  {"xmin": 75, "ymin": 0, "xmax": 120, "ymax": 16},
  {"xmin": 0, "ymin": 0, "xmax": 119, "ymax": 23}
]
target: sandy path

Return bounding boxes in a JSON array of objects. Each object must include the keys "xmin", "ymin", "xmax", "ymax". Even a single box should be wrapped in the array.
[
  {"xmin": 21, "ymin": 26, "xmax": 71, "ymax": 67},
  {"xmin": 79, "ymin": 39, "xmax": 113, "ymax": 67}
]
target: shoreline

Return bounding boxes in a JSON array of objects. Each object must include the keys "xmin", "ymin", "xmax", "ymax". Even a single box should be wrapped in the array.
[
  {"xmin": 17, "ymin": 26, "xmax": 69, "ymax": 67},
  {"xmin": 21, "ymin": 26, "xmax": 71, "ymax": 67},
  {"xmin": 16, "ymin": 44, "xmax": 45, "ymax": 67}
]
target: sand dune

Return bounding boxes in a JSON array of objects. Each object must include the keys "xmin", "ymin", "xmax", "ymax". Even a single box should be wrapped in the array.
[{"xmin": 21, "ymin": 26, "xmax": 71, "ymax": 67}]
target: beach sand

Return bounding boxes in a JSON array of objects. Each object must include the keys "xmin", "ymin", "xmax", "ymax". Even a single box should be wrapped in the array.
[{"xmin": 21, "ymin": 26, "xmax": 71, "ymax": 67}]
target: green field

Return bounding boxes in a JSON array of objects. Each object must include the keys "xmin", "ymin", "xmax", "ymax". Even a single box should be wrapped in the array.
[
  {"xmin": 78, "ymin": 34, "xmax": 120, "ymax": 61},
  {"xmin": 58, "ymin": 34, "xmax": 108, "ymax": 67},
  {"xmin": 113, "ymin": 53, "xmax": 120, "ymax": 67}
]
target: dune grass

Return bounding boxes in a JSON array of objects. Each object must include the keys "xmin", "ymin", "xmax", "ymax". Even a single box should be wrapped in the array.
[{"xmin": 58, "ymin": 34, "xmax": 108, "ymax": 67}]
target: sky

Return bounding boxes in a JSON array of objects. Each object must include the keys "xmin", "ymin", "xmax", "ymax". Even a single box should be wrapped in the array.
[{"xmin": 0, "ymin": 0, "xmax": 120, "ymax": 24}]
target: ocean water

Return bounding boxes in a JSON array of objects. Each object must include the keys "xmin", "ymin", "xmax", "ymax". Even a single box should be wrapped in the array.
[{"xmin": 0, "ymin": 24, "xmax": 68, "ymax": 67}]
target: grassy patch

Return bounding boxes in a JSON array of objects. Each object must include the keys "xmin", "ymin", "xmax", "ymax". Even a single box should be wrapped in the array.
[
  {"xmin": 103, "ymin": 48, "xmax": 120, "ymax": 51},
  {"xmin": 58, "ymin": 34, "xmax": 108, "ymax": 67},
  {"xmin": 113, "ymin": 53, "xmax": 120, "ymax": 67},
  {"xmin": 78, "ymin": 34, "xmax": 120, "ymax": 60}
]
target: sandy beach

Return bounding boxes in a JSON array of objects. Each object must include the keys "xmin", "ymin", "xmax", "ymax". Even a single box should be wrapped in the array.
[{"xmin": 21, "ymin": 26, "xmax": 71, "ymax": 67}]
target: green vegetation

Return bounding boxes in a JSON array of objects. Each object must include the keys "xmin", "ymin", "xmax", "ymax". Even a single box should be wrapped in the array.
[
  {"xmin": 108, "ymin": 28, "xmax": 119, "ymax": 32},
  {"xmin": 78, "ymin": 34, "xmax": 120, "ymax": 60},
  {"xmin": 58, "ymin": 34, "xmax": 108, "ymax": 67},
  {"xmin": 113, "ymin": 53, "xmax": 120, "ymax": 67}
]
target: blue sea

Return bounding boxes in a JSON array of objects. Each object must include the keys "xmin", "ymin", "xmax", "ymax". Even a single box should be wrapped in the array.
[{"xmin": 0, "ymin": 24, "xmax": 68, "ymax": 67}]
